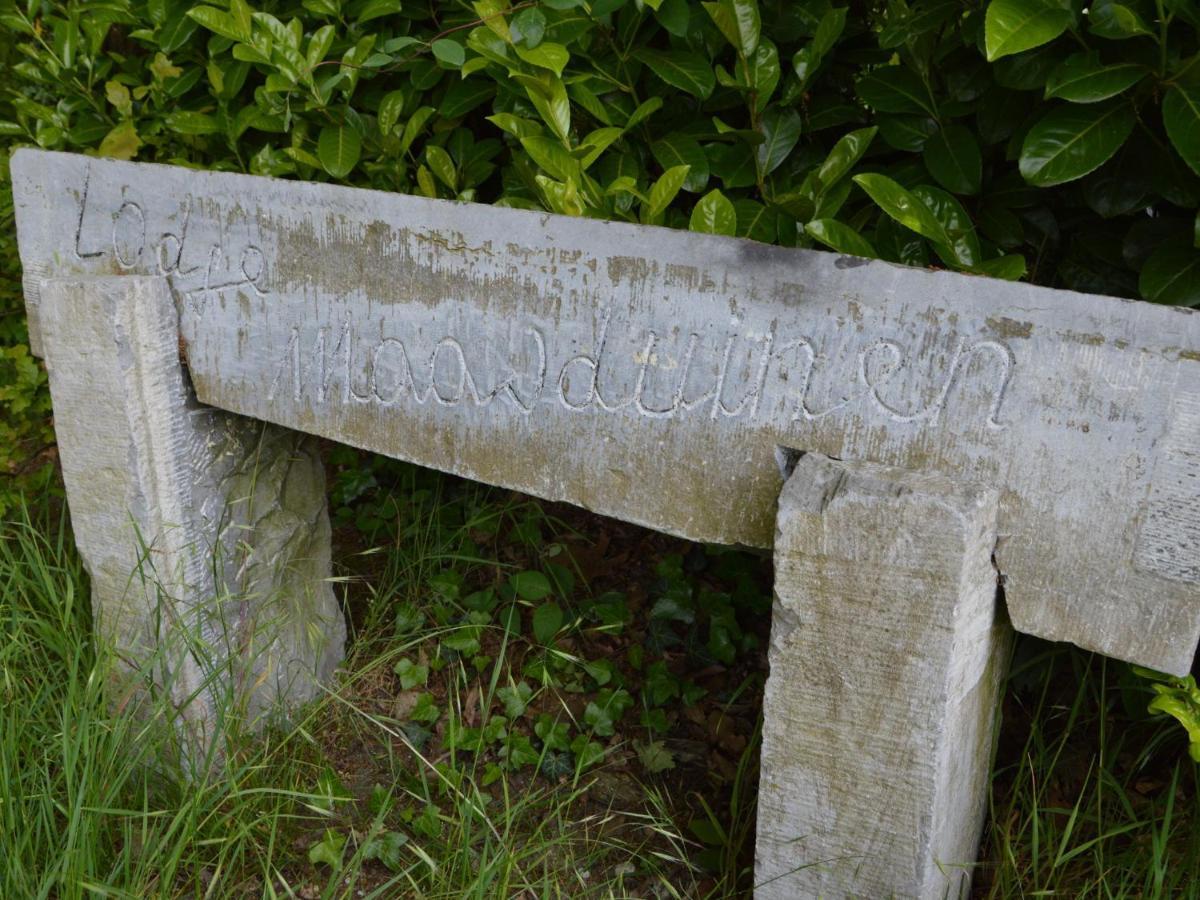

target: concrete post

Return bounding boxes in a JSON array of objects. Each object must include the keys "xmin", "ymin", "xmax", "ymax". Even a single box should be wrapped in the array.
[
  {"xmin": 756, "ymin": 453, "xmax": 1012, "ymax": 898},
  {"xmin": 38, "ymin": 276, "xmax": 343, "ymax": 758}
]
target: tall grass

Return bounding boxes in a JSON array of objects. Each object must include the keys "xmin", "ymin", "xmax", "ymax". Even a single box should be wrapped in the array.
[
  {"xmin": 0, "ymin": 497, "xmax": 702, "ymax": 898},
  {"xmin": 3, "ymin": 491, "xmax": 1199, "ymax": 897}
]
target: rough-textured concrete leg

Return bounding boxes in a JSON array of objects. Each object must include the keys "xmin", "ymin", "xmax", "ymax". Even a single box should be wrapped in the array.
[
  {"xmin": 755, "ymin": 453, "xmax": 1011, "ymax": 899},
  {"xmin": 38, "ymin": 275, "xmax": 344, "ymax": 758}
]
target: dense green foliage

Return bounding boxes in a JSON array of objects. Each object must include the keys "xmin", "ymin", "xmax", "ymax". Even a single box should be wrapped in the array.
[
  {"xmin": 2, "ymin": 0, "xmax": 1200, "ymax": 507},
  {"xmin": 3, "ymin": 0, "xmax": 1200, "ymax": 293}
]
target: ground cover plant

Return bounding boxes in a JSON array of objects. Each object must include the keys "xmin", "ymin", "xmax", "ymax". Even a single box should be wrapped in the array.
[{"xmin": 3, "ymin": 0, "xmax": 1200, "ymax": 894}]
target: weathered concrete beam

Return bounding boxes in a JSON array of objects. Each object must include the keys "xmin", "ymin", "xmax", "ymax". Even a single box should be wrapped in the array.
[
  {"xmin": 37, "ymin": 276, "xmax": 343, "ymax": 753},
  {"xmin": 13, "ymin": 150, "xmax": 1198, "ymax": 673},
  {"xmin": 756, "ymin": 453, "xmax": 1011, "ymax": 899}
]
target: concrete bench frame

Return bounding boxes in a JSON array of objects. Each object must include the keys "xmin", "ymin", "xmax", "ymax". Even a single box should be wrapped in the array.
[{"xmin": 13, "ymin": 149, "xmax": 1199, "ymax": 898}]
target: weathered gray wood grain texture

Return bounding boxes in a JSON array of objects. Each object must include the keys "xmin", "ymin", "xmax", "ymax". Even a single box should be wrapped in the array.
[
  {"xmin": 757, "ymin": 453, "xmax": 1010, "ymax": 899},
  {"xmin": 13, "ymin": 149, "xmax": 1200, "ymax": 673},
  {"xmin": 38, "ymin": 276, "xmax": 343, "ymax": 742}
]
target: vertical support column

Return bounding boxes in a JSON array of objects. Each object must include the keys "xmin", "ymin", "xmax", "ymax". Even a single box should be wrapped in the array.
[
  {"xmin": 38, "ymin": 275, "xmax": 344, "ymax": 757},
  {"xmin": 755, "ymin": 453, "xmax": 1011, "ymax": 899}
]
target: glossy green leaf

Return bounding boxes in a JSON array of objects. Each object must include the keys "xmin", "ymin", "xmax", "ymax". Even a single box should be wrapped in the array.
[
  {"xmin": 440, "ymin": 80, "xmax": 495, "ymax": 120},
  {"xmin": 756, "ymin": 107, "xmax": 801, "ymax": 177},
  {"xmin": 703, "ymin": 0, "xmax": 759, "ymax": 57},
  {"xmin": 426, "ymin": 145, "xmax": 458, "ymax": 190},
  {"xmin": 1044, "ymin": 53, "xmax": 1145, "ymax": 103},
  {"xmin": 186, "ymin": 5, "xmax": 246, "ymax": 42},
  {"xmin": 793, "ymin": 6, "xmax": 846, "ymax": 86},
  {"xmin": 1164, "ymin": 86, "xmax": 1200, "ymax": 178},
  {"xmin": 522, "ymin": 135, "xmax": 578, "ymax": 182},
  {"xmin": 913, "ymin": 185, "xmax": 981, "ymax": 268},
  {"xmin": 651, "ymin": 133, "xmax": 709, "ymax": 192},
  {"xmin": 853, "ymin": 173, "xmax": 950, "ymax": 245},
  {"xmin": 1140, "ymin": 244, "xmax": 1200, "ymax": 306},
  {"xmin": 984, "ymin": 0, "xmax": 1073, "ymax": 62},
  {"xmin": 645, "ymin": 165, "xmax": 691, "ymax": 221},
  {"xmin": 877, "ymin": 115, "xmax": 939, "ymax": 152},
  {"xmin": 805, "ymin": 219, "xmax": 876, "ymax": 257},
  {"xmin": 512, "ymin": 7, "xmax": 546, "ymax": 47},
  {"xmin": 1089, "ymin": 1, "xmax": 1154, "ymax": 39},
  {"xmin": 857, "ymin": 66, "xmax": 937, "ymax": 116},
  {"xmin": 318, "ymin": 124, "xmax": 361, "ymax": 178},
  {"xmin": 378, "ymin": 90, "xmax": 405, "ymax": 136},
  {"xmin": 815, "ymin": 127, "xmax": 877, "ymax": 192},
  {"xmin": 1019, "ymin": 100, "xmax": 1135, "ymax": 187},
  {"xmin": 516, "ymin": 42, "xmax": 569, "ymax": 76},
  {"xmin": 164, "ymin": 111, "xmax": 221, "ymax": 135},
  {"xmin": 748, "ymin": 39, "xmax": 780, "ymax": 113},
  {"xmin": 634, "ymin": 49, "xmax": 715, "ymax": 99},
  {"xmin": 689, "ymin": 189, "xmax": 737, "ymax": 235},
  {"xmin": 923, "ymin": 125, "xmax": 982, "ymax": 195},
  {"xmin": 523, "ymin": 76, "xmax": 571, "ymax": 142},
  {"xmin": 431, "ymin": 38, "xmax": 465, "ymax": 68},
  {"xmin": 973, "ymin": 254, "xmax": 1028, "ymax": 280}
]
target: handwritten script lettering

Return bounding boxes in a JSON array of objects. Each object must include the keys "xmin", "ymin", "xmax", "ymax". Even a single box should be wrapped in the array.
[
  {"xmin": 266, "ymin": 314, "xmax": 1014, "ymax": 431},
  {"xmin": 70, "ymin": 162, "xmax": 1015, "ymax": 433}
]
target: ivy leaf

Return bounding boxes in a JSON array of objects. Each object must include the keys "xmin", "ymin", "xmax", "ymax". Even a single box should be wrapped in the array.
[
  {"xmin": 1163, "ymin": 85, "xmax": 1200, "ymax": 178},
  {"xmin": 1044, "ymin": 53, "xmax": 1145, "ymax": 103},
  {"xmin": 923, "ymin": 125, "xmax": 982, "ymax": 195},
  {"xmin": 318, "ymin": 125, "xmax": 361, "ymax": 178},
  {"xmin": 308, "ymin": 829, "xmax": 346, "ymax": 869},
  {"xmin": 1019, "ymin": 100, "xmax": 1136, "ymax": 187},
  {"xmin": 393, "ymin": 657, "xmax": 429, "ymax": 690},
  {"xmin": 636, "ymin": 740, "xmax": 676, "ymax": 774},
  {"xmin": 363, "ymin": 831, "xmax": 407, "ymax": 872},
  {"xmin": 689, "ymin": 189, "xmax": 737, "ymax": 236},
  {"xmin": 498, "ymin": 680, "xmax": 534, "ymax": 717},
  {"xmin": 633, "ymin": 49, "xmax": 715, "ymax": 100},
  {"xmin": 805, "ymin": 219, "xmax": 876, "ymax": 258},
  {"xmin": 532, "ymin": 602, "xmax": 564, "ymax": 643},
  {"xmin": 510, "ymin": 570, "xmax": 552, "ymax": 601},
  {"xmin": 1139, "ymin": 244, "xmax": 1200, "ymax": 306},
  {"xmin": 984, "ymin": 0, "xmax": 1073, "ymax": 62},
  {"xmin": 853, "ymin": 173, "xmax": 950, "ymax": 246}
]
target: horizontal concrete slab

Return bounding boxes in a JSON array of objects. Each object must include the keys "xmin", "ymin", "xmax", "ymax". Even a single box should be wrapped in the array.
[{"xmin": 12, "ymin": 149, "xmax": 1200, "ymax": 673}]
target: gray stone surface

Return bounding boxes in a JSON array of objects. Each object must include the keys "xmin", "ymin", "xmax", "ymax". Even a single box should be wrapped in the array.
[
  {"xmin": 12, "ymin": 150, "xmax": 1200, "ymax": 673},
  {"xmin": 37, "ymin": 275, "xmax": 343, "ymax": 748},
  {"xmin": 756, "ymin": 453, "xmax": 1010, "ymax": 899}
]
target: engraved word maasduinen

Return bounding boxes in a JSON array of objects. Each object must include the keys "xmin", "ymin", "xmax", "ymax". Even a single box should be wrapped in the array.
[{"xmin": 266, "ymin": 308, "xmax": 1016, "ymax": 430}]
